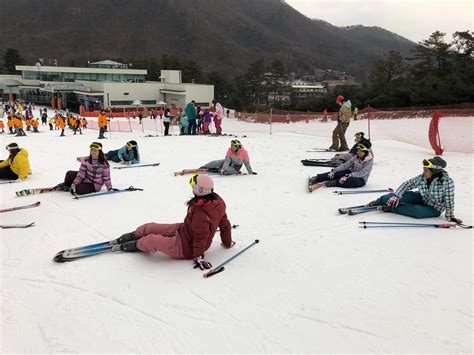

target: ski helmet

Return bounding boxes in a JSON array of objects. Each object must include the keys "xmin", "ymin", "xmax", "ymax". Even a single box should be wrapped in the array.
[
  {"xmin": 336, "ymin": 95, "xmax": 344, "ymax": 104},
  {"xmin": 422, "ymin": 156, "xmax": 447, "ymax": 172},
  {"xmin": 189, "ymin": 174, "xmax": 214, "ymax": 196}
]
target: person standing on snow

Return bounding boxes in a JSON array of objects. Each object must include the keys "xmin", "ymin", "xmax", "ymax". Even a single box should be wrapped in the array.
[
  {"xmin": 106, "ymin": 140, "xmax": 140, "ymax": 165},
  {"xmin": 114, "ymin": 174, "xmax": 235, "ymax": 271},
  {"xmin": 213, "ymin": 99, "xmax": 224, "ymax": 135},
  {"xmin": 366, "ymin": 157, "xmax": 462, "ymax": 223},
  {"xmin": 0, "ymin": 143, "xmax": 30, "ymax": 181},
  {"xmin": 328, "ymin": 95, "xmax": 351, "ymax": 151},
  {"xmin": 309, "ymin": 142, "xmax": 373, "ymax": 192},
  {"xmin": 186, "ymin": 100, "xmax": 197, "ymax": 135},
  {"xmin": 97, "ymin": 109, "xmax": 108, "ymax": 139},
  {"xmin": 163, "ymin": 108, "xmax": 171, "ymax": 136},
  {"xmin": 201, "ymin": 139, "xmax": 256, "ymax": 175}
]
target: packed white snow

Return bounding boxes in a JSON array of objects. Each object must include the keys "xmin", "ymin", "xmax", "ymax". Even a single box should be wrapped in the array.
[{"xmin": 1, "ymin": 110, "xmax": 472, "ymax": 353}]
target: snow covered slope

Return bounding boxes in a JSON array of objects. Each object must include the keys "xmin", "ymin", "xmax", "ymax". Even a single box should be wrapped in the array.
[{"xmin": 1, "ymin": 113, "xmax": 472, "ymax": 353}]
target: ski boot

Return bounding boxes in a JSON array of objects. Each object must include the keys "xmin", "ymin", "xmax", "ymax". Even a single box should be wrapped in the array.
[{"xmin": 54, "ymin": 183, "xmax": 70, "ymax": 192}]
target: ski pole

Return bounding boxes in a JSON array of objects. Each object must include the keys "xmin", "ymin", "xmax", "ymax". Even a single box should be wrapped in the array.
[
  {"xmin": 113, "ymin": 163, "xmax": 160, "ymax": 170},
  {"xmin": 334, "ymin": 188, "xmax": 393, "ymax": 195},
  {"xmin": 74, "ymin": 186, "xmax": 143, "ymax": 199},
  {"xmin": 0, "ymin": 180, "xmax": 20, "ymax": 185},
  {"xmin": 203, "ymin": 239, "xmax": 259, "ymax": 278},
  {"xmin": 359, "ymin": 221, "xmax": 472, "ymax": 229}
]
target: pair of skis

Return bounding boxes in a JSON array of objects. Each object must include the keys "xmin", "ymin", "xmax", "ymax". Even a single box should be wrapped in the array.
[
  {"xmin": 338, "ymin": 204, "xmax": 384, "ymax": 215},
  {"xmin": 15, "ymin": 186, "xmax": 143, "ymax": 199},
  {"xmin": 301, "ymin": 159, "xmax": 338, "ymax": 167},
  {"xmin": 359, "ymin": 221, "xmax": 472, "ymax": 229},
  {"xmin": 0, "ymin": 201, "xmax": 40, "ymax": 228},
  {"xmin": 53, "ymin": 224, "xmax": 240, "ymax": 263}
]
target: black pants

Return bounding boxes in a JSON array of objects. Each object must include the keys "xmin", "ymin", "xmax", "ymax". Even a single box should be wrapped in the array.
[
  {"xmin": 164, "ymin": 122, "xmax": 170, "ymax": 136},
  {"xmin": 64, "ymin": 171, "xmax": 96, "ymax": 195},
  {"xmin": 60, "ymin": 129, "xmax": 65, "ymax": 136},
  {"xmin": 0, "ymin": 163, "xmax": 18, "ymax": 180},
  {"xmin": 99, "ymin": 126, "xmax": 105, "ymax": 139},
  {"xmin": 311, "ymin": 169, "xmax": 366, "ymax": 188},
  {"xmin": 106, "ymin": 150, "xmax": 121, "ymax": 163},
  {"xmin": 188, "ymin": 119, "xmax": 197, "ymax": 135}
]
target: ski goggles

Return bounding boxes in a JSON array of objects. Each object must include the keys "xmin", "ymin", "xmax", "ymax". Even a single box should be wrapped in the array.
[
  {"xmin": 89, "ymin": 143, "xmax": 102, "ymax": 151},
  {"xmin": 189, "ymin": 174, "xmax": 199, "ymax": 188},
  {"xmin": 355, "ymin": 132, "xmax": 364, "ymax": 137},
  {"xmin": 422, "ymin": 159, "xmax": 443, "ymax": 170},
  {"xmin": 356, "ymin": 144, "xmax": 368, "ymax": 151},
  {"xmin": 231, "ymin": 139, "xmax": 241, "ymax": 146},
  {"xmin": 5, "ymin": 144, "xmax": 19, "ymax": 152},
  {"xmin": 127, "ymin": 142, "xmax": 136, "ymax": 148}
]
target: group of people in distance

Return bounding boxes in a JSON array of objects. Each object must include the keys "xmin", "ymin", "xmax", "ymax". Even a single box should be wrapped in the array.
[{"xmin": 0, "ymin": 94, "xmax": 465, "ymax": 270}]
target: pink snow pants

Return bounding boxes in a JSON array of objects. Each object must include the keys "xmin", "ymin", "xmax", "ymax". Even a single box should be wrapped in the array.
[{"xmin": 134, "ymin": 223, "xmax": 186, "ymax": 259}]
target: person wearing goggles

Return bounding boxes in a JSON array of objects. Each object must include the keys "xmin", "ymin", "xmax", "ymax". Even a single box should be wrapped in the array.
[
  {"xmin": 367, "ymin": 156, "xmax": 462, "ymax": 223},
  {"xmin": 197, "ymin": 139, "xmax": 256, "ymax": 176},
  {"xmin": 106, "ymin": 140, "xmax": 140, "ymax": 165},
  {"xmin": 309, "ymin": 142, "xmax": 373, "ymax": 192},
  {"xmin": 55, "ymin": 142, "xmax": 114, "ymax": 195},
  {"xmin": 115, "ymin": 174, "xmax": 234, "ymax": 271},
  {"xmin": 0, "ymin": 143, "xmax": 30, "ymax": 181}
]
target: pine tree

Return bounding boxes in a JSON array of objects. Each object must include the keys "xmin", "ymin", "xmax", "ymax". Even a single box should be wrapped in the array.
[{"xmin": 3, "ymin": 48, "xmax": 25, "ymax": 74}]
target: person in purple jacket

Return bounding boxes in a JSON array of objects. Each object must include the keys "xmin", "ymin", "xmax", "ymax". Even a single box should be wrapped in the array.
[{"xmin": 56, "ymin": 142, "xmax": 114, "ymax": 195}]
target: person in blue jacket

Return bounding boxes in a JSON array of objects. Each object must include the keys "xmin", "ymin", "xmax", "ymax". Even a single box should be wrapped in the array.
[{"xmin": 106, "ymin": 140, "xmax": 140, "ymax": 165}]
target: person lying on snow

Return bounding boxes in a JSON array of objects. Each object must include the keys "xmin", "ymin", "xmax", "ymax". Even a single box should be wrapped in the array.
[
  {"xmin": 330, "ymin": 132, "xmax": 372, "ymax": 165},
  {"xmin": 309, "ymin": 142, "xmax": 373, "ymax": 192},
  {"xmin": 0, "ymin": 143, "xmax": 30, "ymax": 181},
  {"xmin": 55, "ymin": 142, "xmax": 115, "ymax": 195},
  {"xmin": 106, "ymin": 140, "xmax": 140, "ymax": 165},
  {"xmin": 115, "ymin": 174, "xmax": 235, "ymax": 270},
  {"xmin": 366, "ymin": 156, "xmax": 462, "ymax": 223},
  {"xmin": 201, "ymin": 139, "xmax": 257, "ymax": 175}
]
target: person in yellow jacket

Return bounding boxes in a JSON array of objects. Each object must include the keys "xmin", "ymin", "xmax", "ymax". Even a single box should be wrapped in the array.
[
  {"xmin": 97, "ymin": 109, "xmax": 108, "ymax": 139},
  {"xmin": 328, "ymin": 95, "xmax": 352, "ymax": 151},
  {"xmin": 0, "ymin": 143, "xmax": 30, "ymax": 180}
]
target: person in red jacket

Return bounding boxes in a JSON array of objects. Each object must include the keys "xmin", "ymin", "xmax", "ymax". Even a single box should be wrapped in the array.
[{"xmin": 117, "ymin": 174, "xmax": 234, "ymax": 270}]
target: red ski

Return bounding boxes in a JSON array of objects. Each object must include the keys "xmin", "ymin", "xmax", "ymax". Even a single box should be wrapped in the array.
[{"xmin": 0, "ymin": 201, "xmax": 41, "ymax": 213}]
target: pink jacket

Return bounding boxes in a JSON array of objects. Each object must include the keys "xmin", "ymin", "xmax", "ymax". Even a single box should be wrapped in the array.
[{"xmin": 223, "ymin": 146, "xmax": 253, "ymax": 174}]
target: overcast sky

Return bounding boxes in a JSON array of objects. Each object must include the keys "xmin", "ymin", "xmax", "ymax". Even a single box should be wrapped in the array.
[{"xmin": 285, "ymin": 0, "xmax": 472, "ymax": 43}]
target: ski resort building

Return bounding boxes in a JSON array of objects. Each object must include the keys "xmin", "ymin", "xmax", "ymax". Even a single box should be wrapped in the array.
[{"xmin": 0, "ymin": 60, "xmax": 214, "ymax": 111}]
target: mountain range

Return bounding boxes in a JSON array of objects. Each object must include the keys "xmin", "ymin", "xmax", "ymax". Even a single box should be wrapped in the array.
[{"xmin": 0, "ymin": 0, "xmax": 416, "ymax": 79}]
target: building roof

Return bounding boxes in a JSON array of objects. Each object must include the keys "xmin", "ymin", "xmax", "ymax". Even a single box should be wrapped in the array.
[
  {"xmin": 16, "ymin": 65, "xmax": 146, "ymax": 75},
  {"xmin": 89, "ymin": 60, "xmax": 125, "ymax": 66}
]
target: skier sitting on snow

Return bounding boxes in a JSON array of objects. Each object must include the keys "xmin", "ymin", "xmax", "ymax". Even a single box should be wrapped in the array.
[
  {"xmin": 201, "ymin": 139, "xmax": 257, "ymax": 175},
  {"xmin": 55, "ymin": 142, "xmax": 114, "ymax": 195},
  {"xmin": 0, "ymin": 143, "xmax": 30, "ymax": 181},
  {"xmin": 106, "ymin": 140, "xmax": 140, "ymax": 165},
  {"xmin": 115, "ymin": 174, "xmax": 234, "ymax": 271},
  {"xmin": 309, "ymin": 142, "xmax": 373, "ymax": 192},
  {"xmin": 330, "ymin": 132, "xmax": 372, "ymax": 165},
  {"xmin": 366, "ymin": 156, "xmax": 462, "ymax": 223}
]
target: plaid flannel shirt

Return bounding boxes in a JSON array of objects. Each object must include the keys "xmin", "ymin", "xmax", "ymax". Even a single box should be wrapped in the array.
[{"xmin": 395, "ymin": 171, "xmax": 455, "ymax": 219}]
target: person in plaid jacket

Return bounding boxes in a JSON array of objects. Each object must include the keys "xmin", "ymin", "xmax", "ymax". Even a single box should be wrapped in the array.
[{"xmin": 370, "ymin": 156, "xmax": 462, "ymax": 222}]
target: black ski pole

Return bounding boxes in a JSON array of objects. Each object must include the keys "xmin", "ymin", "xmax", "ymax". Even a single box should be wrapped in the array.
[{"xmin": 204, "ymin": 239, "xmax": 259, "ymax": 278}]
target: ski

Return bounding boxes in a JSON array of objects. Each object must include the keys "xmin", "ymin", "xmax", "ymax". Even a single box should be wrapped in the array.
[
  {"xmin": 333, "ymin": 188, "xmax": 393, "ymax": 195},
  {"xmin": 0, "ymin": 201, "xmax": 41, "ymax": 213},
  {"xmin": 338, "ymin": 204, "xmax": 367, "ymax": 214},
  {"xmin": 301, "ymin": 159, "xmax": 338, "ymax": 167},
  {"xmin": 73, "ymin": 186, "xmax": 143, "ymax": 199},
  {"xmin": 307, "ymin": 149, "xmax": 334, "ymax": 153},
  {"xmin": 358, "ymin": 221, "xmax": 472, "ymax": 229},
  {"xmin": 174, "ymin": 168, "xmax": 208, "ymax": 176},
  {"xmin": 1, "ymin": 222, "xmax": 35, "ymax": 229},
  {"xmin": 113, "ymin": 163, "xmax": 160, "ymax": 170},
  {"xmin": 348, "ymin": 206, "xmax": 381, "ymax": 215},
  {"xmin": 0, "ymin": 180, "xmax": 21, "ymax": 185},
  {"xmin": 16, "ymin": 186, "xmax": 58, "ymax": 197}
]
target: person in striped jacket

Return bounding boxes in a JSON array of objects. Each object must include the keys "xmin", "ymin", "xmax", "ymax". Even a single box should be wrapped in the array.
[
  {"xmin": 369, "ymin": 156, "xmax": 461, "ymax": 222},
  {"xmin": 56, "ymin": 142, "xmax": 114, "ymax": 195}
]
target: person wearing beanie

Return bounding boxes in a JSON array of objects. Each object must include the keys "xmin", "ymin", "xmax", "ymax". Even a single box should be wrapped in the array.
[
  {"xmin": 199, "ymin": 139, "xmax": 257, "ymax": 175},
  {"xmin": 0, "ymin": 143, "xmax": 31, "ymax": 180},
  {"xmin": 105, "ymin": 140, "xmax": 140, "ymax": 165},
  {"xmin": 328, "ymin": 95, "xmax": 352, "ymax": 151},
  {"xmin": 309, "ymin": 142, "xmax": 373, "ymax": 192},
  {"xmin": 116, "ymin": 174, "xmax": 234, "ymax": 271},
  {"xmin": 55, "ymin": 142, "xmax": 114, "ymax": 195},
  {"xmin": 368, "ymin": 156, "xmax": 462, "ymax": 222}
]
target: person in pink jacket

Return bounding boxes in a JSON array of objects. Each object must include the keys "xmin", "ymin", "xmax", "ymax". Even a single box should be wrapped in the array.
[
  {"xmin": 201, "ymin": 139, "xmax": 257, "ymax": 175},
  {"xmin": 115, "ymin": 174, "xmax": 235, "ymax": 270}
]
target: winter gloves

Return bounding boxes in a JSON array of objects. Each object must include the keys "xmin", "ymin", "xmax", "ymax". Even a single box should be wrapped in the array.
[
  {"xmin": 222, "ymin": 241, "xmax": 236, "ymax": 249},
  {"xmin": 338, "ymin": 175, "xmax": 349, "ymax": 184},
  {"xmin": 70, "ymin": 184, "xmax": 77, "ymax": 195},
  {"xmin": 328, "ymin": 169, "xmax": 336, "ymax": 179},
  {"xmin": 386, "ymin": 195, "xmax": 400, "ymax": 208},
  {"xmin": 193, "ymin": 256, "xmax": 212, "ymax": 270},
  {"xmin": 450, "ymin": 217, "xmax": 463, "ymax": 224}
]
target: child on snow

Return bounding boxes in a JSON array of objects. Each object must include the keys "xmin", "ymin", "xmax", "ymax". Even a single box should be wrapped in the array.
[
  {"xmin": 106, "ymin": 140, "xmax": 140, "ymax": 165},
  {"xmin": 309, "ymin": 142, "xmax": 373, "ymax": 192},
  {"xmin": 201, "ymin": 139, "xmax": 256, "ymax": 175},
  {"xmin": 55, "ymin": 142, "xmax": 114, "ymax": 195},
  {"xmin": 366, "ymin": 156, "xmax": 462, "ymax": 222},
  {"xmin": 0, "ymin": 143, "xmax": 30, "ymax": 181},
  {"xmin": 114, "ymin": 174, "xmax": 234, "ymax": 271}
]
